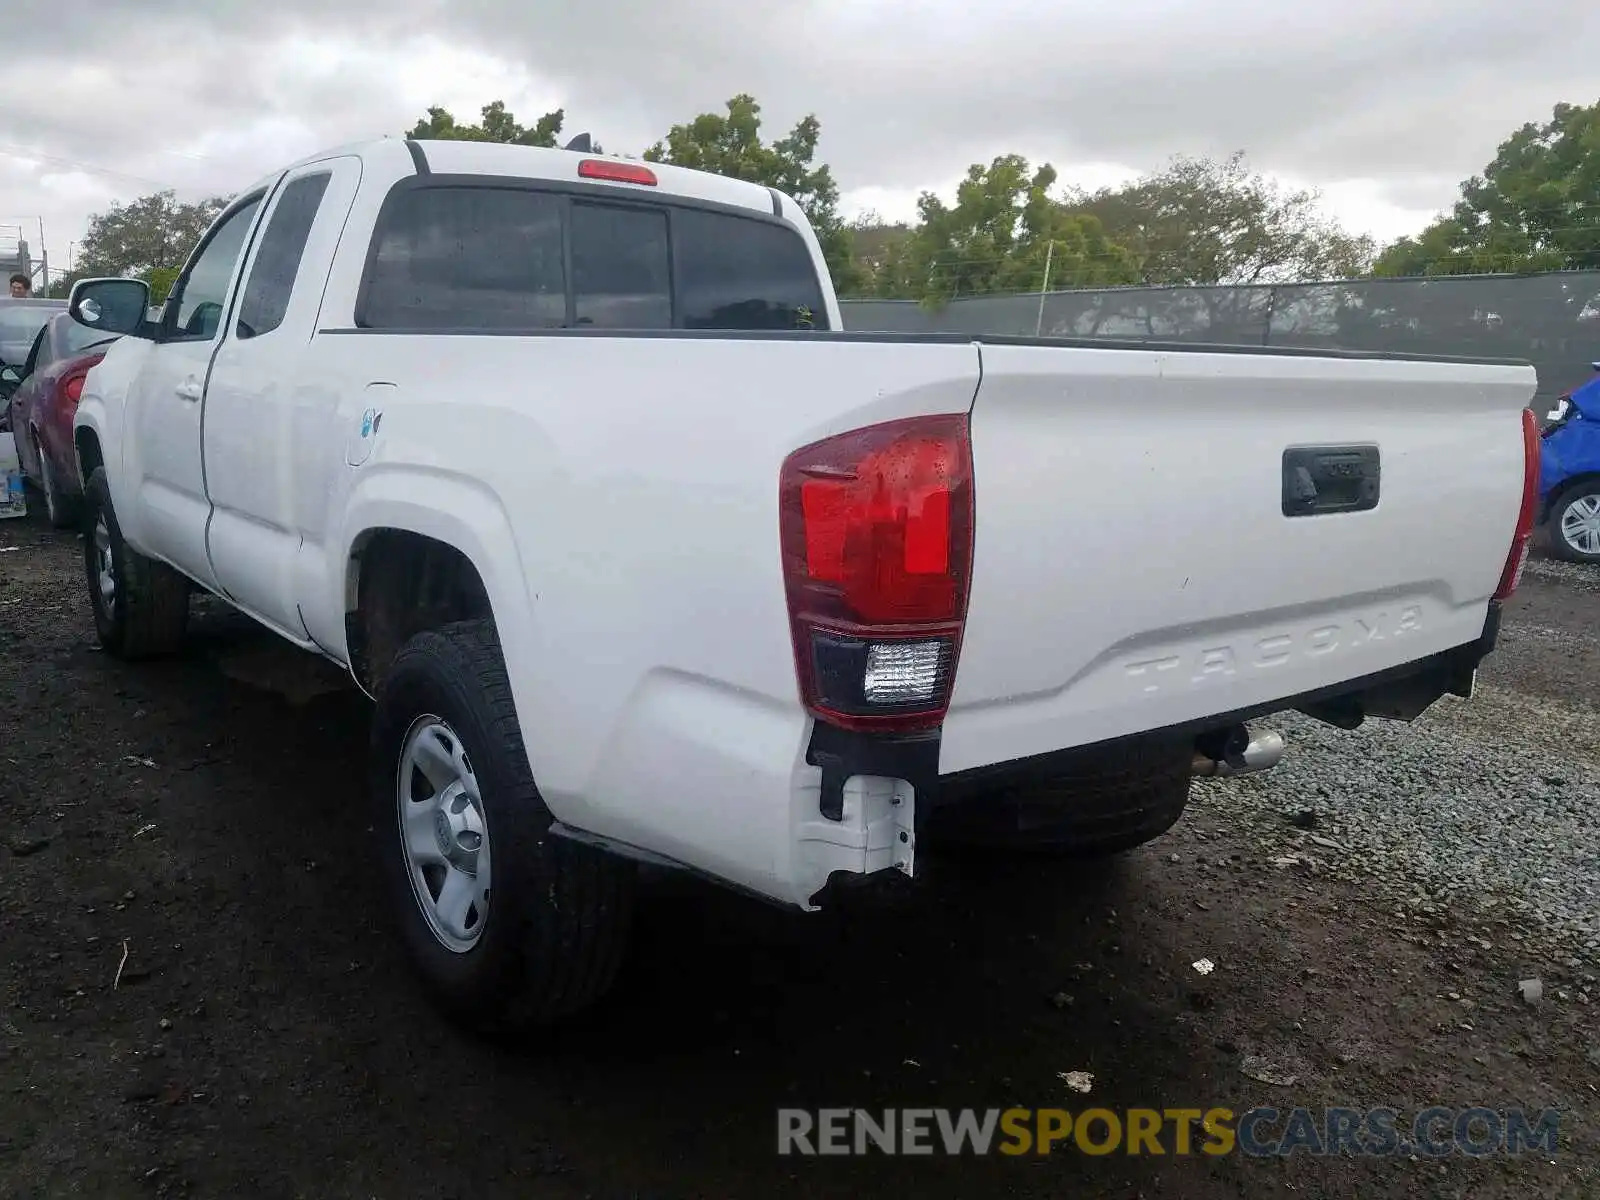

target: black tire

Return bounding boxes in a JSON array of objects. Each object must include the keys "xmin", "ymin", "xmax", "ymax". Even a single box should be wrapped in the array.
[
  {"xmin": 81, "ymin": 466, "xmax": 191, "ymax": 658},
  {"xmin": 925, "ymin": 736, "xmax": 1193, "ymax": 856},
  {"xmin": 1546, "ymin": 483, "xmax": 1600, "ymax": 564},
  {"xmin": 370, "ymin": 619, "xmax": 636, "ymax": 1034},
  {"xmin": 33, "ymin": 431, "xmax": 79, "ymax": 530}
]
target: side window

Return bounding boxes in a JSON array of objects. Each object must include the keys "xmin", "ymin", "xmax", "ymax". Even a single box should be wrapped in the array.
[
  {"xmin": 167, "ymin": 196, "xmax": 264, "ymax": 342},
  {"xmin": 236, "ymin": 173, "xmax": 332, "ymax": 339},
  {"xmin": 570, "ymin": 203, "xmax": 671, "ymax": 329},
  {"xmin": 673, "ymin": 209, "xmax": 828, "ymax": 331},
  {"xmin": 360, "ymin": 187, "xmax": 565, "ymax": 329}
]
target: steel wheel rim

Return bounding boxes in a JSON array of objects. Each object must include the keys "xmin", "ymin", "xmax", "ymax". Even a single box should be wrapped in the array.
[
  {"xmin": 1559, "ymin": 494, "xmax": 1600, "ymax": 557},
  {"xmin": 396, "ymin": 715, "xmax": 492, "ymax": 953},
  {"xmin": 93, "ymin": 515, "xmax": 115, "ymax": 611}
]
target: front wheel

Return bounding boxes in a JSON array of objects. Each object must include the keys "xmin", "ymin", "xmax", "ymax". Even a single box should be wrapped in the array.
[
  {"xmin": 81, "ymin": 467, "xmax": 191, "ymax": 658},
  {"xmin": 370, "ymin": 619, "xmax": 636, "ymax": 1035},
  {"xmin": 1549, "ymin": 485, "xmax": 1600, "ymax": 563}
]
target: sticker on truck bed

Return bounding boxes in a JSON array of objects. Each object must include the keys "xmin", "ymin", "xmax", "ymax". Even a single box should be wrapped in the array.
[{"xmin": 346, "ymin": 383, "xmax": 395, "ymax": 467}]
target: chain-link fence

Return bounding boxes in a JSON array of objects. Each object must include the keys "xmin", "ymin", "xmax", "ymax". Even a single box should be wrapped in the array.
[{"xmin": 840, "ymin": 271, "xmax": 1600, "ymax": 406}]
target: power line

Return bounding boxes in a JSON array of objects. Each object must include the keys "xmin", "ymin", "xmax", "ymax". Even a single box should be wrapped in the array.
[{"xmin": 0, "ymin": 142, "xmax": 178, "ymax": 191}]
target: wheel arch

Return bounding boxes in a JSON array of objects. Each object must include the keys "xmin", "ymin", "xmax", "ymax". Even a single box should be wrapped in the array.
[
  {"xmin": 73, "ymin": 422, "xmax": 105, "ymax": 489},
  {"xmin": 1544, "ymin": 471, "xmax": 1600, "ymax": 513},
  {"xmin": 339, "ymin": 470, "xmax": 537, "ymax": 700}
]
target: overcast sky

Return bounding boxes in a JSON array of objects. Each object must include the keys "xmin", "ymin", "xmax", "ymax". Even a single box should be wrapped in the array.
[{"xmin": 2, "ymin": 0, "xmax": 1596, "ymax": 283}]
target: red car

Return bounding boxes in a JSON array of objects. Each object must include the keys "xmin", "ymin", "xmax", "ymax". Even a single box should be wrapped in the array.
[{"xmin": 5, "ymin": 313, "xmax": 120, "ymax": 527}]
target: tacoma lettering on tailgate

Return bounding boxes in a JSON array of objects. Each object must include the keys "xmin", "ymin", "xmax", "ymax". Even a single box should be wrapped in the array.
[{"xmin": 1122, "ymin": 606, "xmax": 1423, "ymax": 694}]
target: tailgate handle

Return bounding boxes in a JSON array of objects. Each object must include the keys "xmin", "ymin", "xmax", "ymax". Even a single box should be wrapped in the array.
[{"xmin": 1282, "ymin": 445, "xmax": 1380, "ymax": 517}]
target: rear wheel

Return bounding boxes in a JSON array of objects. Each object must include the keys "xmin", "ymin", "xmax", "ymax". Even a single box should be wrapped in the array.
[
  {"xmin": 371, "ymin": 619, "xmax": 636, "ymax": 1035},
  {"xmin": 81, "ymin": 467, "xmax": 191, "ymax": 658},
  {"xmin": 1549, "ymin": 485, "xmax": 1600, "ymax": 563},
  {"xmin": 925, "ymin": 736, "xmax": 1193, "ymax": 856},
  {"xmin": 33, "ymin": 432, "xmax": 78, "ymax": 529}
]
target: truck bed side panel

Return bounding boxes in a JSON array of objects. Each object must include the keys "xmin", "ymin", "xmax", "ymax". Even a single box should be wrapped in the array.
[{"xmin": 304, "ymin": 332, "xmax": 981, "ymax": 900}]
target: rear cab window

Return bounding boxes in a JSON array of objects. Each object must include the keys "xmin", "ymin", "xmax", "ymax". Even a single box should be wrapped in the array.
[
  {"xmin": 357, "ymin": 179, "xmax": 828, "ymax": 332},
  {"xmin": 362, "ymin": 188, "xmax": 566, "ymax": 330},
  {"xmin": 570, "ymin": 202, "xmax": 671, "ymax": 329},
  {"xmin": 673, "ymin": 208, "xmax": 825, "ymax": 330}
]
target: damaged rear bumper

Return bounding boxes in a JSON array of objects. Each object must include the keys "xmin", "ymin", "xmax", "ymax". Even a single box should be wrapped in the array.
[{"xmin": 798, "ymin": 601, "xmax": 1502, "ymax": 904}]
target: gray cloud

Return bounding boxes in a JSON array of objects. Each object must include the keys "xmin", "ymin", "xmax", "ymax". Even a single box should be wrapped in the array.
[
  {"xmin": 2, "ymin": 0, "xmax": 1596, "ymax": 267},
  {"xmin": 434, "ymin": 0, "xmax": 1600, "ymax": 192}
]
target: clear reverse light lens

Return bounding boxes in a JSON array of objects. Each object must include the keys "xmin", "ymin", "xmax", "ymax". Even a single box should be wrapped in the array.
[{"xmin": 863, "ymin": 640, "xmax": 946, "ymax": 705}]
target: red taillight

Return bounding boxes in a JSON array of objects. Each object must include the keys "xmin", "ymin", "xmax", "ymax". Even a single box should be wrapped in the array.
[
  {"xmin": 1493, "ymin": 407, "xmax": 1541, "ymax": 600},
  {"xmin": 577, "ymin": 159, "xmax": 657, "ymax": 187},
  {"xmin": 779, "ymin": 414, "xmax": 974, "ymax": 732},
  {"xmin": 62, "ymin": 373, "xmax": 85, "ymax": 403}
]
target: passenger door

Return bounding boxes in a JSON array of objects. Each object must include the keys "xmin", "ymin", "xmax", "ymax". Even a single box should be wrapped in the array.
[
  {"xmin": 124, "ymin": 192, "xmax": 267, "ymax": 589},
  {"xmin": 203, "ymin": 158, "xmax": 360, "ymax": 643}
]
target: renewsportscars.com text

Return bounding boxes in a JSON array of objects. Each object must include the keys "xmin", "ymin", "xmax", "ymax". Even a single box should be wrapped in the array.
[{"xmin": 776, "ymin": 1106, "xmax": 1562, "ymax": 1158}]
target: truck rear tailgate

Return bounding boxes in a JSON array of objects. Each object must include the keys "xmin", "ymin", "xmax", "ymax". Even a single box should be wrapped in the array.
[{"xmin": 940, "ymin": 342, "xmax": 1537, "ymax": 774}]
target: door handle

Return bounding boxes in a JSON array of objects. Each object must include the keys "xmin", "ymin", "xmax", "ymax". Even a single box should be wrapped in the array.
[{"xmin": 175, "ymin": 377, "xmax": 202, "ymax": 402}]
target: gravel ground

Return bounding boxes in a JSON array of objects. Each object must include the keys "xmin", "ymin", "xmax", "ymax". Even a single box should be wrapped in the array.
[
  {"xmin": 1195, "ymin": 550, "xmax": 1600, "ymax": 994},
  {"xmin": 1198, "ymin": 690, "xmax": 1600, "ymax": 972},
  {"xmin": 1524, "ymin": 555, "xmax": 1600, "ymax": 594},
  {"xmin": 1, "ymin": 512, "xmax": 1597, "ymax": 1199}
]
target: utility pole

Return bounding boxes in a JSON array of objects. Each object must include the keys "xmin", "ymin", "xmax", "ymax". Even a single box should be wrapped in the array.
[{"xmin": 1034, "ymin": 240, "xmax": 1056, "ymax": 336}]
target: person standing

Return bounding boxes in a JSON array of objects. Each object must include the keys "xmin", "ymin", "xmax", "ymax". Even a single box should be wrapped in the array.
[{"xmin": 8, "ymin": 274, "xmax": 30, "ymax": 298}]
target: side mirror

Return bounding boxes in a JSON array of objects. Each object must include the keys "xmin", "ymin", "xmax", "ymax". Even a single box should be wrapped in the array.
[{"xmin": 69, "ymin": 277, "xmax": 151, "ymax": 337}]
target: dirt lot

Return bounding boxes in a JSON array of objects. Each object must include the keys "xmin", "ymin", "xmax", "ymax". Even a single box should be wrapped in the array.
[{"xmin": 1, "ymin": 510, "xmax": 1596, "ymax": 1199}]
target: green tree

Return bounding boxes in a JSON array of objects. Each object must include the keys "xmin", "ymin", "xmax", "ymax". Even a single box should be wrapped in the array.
[
  {"xmin": 904, "ymin": 155, "xmax": 1139, "ymax": 305},
  {"xmin": 1071, "ymin": 151, "xmax": 1376, "ymax": 286},
  {"xmin": 77, "ymin": 190, "xmax": 230, "ymax": 279},
  {"xmin": 846, "ymin": 215, "xmax": 915, "ymax": 297},
  {"xmin": 645, "ymin": 94, "xmax": 862, "ymax": 293},
  {"xmin": 142, "ymin": 266, "xmax": 180, "ymax": 304},
  {"xmin": 407, "ymin": 100, "xmax": 569, "ymax": 148},
  {"xmin": 1373, "ymin": 100, "xmax": 1600, "ymax": 276}
]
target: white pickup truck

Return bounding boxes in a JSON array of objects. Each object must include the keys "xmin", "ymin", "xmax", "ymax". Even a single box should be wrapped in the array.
[{"xmin": 66, "ymin": 137, "xmax": 1540, "ymax": 1034}]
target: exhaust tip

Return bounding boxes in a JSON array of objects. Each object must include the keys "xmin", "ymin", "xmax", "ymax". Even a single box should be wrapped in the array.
[{"xmin": 1193, "ymin": 730, "xmax": 1286, "ymax": 778}]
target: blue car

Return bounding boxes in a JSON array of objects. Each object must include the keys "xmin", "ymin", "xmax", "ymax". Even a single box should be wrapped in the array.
[{"xmin": 1540, "ymin": 363, "xmax": 1600, "ymax": 563}]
